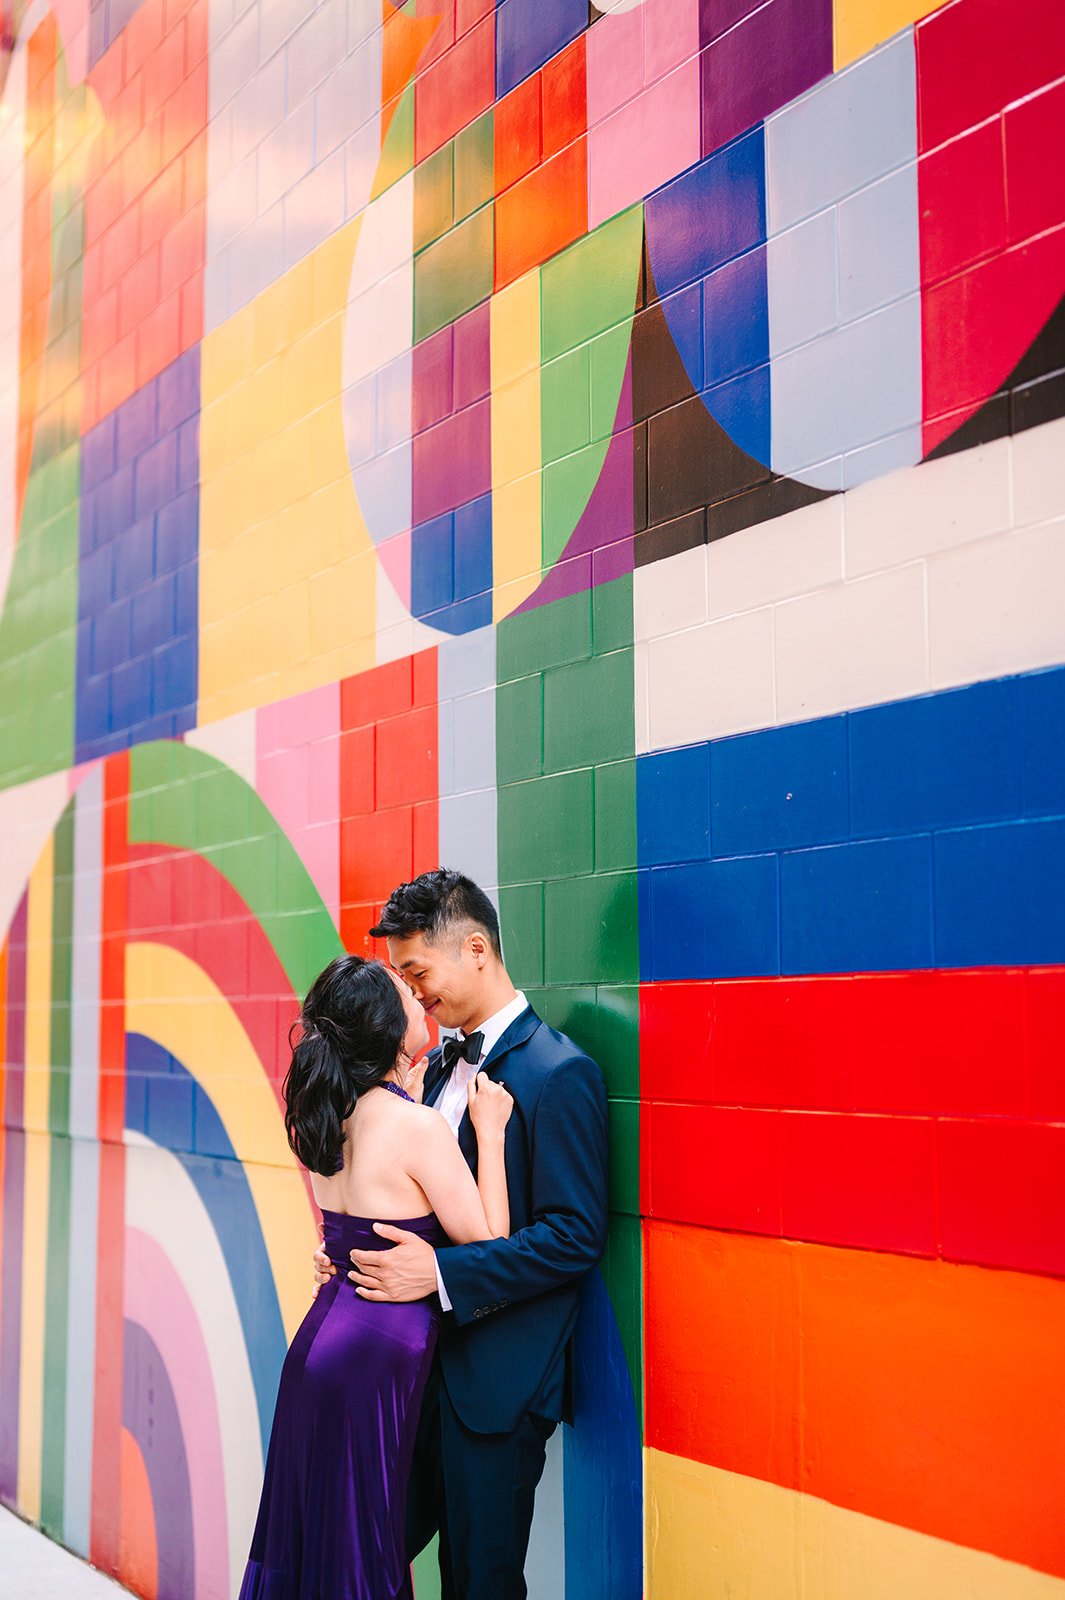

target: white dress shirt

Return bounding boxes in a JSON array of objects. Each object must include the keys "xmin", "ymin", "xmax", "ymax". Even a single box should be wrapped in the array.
[{"xmin": 432, "ymin": 990, "xmax": 528, "ymax": 1310}]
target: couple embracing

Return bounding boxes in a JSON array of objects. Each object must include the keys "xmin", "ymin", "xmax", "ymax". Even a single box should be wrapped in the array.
[{"xmin": 238, "ymin": 869, "xmax": 609, "ymax": 1600}]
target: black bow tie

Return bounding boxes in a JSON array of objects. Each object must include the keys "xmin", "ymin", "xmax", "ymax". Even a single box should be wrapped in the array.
[{"xmin": 440, "ymin": 1032, "xmax": 484, "ymax": 1074}]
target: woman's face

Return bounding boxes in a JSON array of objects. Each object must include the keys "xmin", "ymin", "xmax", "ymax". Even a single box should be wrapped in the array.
[{"xmin": 389, "ymin": 967, "xmax": 430, "ymax": 1060}]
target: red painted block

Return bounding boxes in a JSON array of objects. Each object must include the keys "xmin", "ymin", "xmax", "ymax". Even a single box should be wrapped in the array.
[
  {"xmin": 939, "ymin": 1117, "xmax": 1065, "ymax": 1277},
  {"xmin": 780, "ymin": 1109, "xmax": 939, "ymax": 1257},
  {"xmin": 340, "ymin": 658, "xmax": 413, "ymax": 728},
  {"xmin": 541, "ymin": 35, "xmax": 586, "ymax": 160},
  {"xmin": 494, "ymin": 72, "xmax": 541, "ymax": 194},
  {"xmin": 494, "ymin": 135, "xmax": 587, "ymax": 289},
  {"xmin": 712, "ymin": 975, "xmax": 853, "ymax": 1110},
  {"xmin": 341, "ymin": 806, "xmax": 413, "ymax": 906},
  {"xmin": 339, "ymin": 725, "xmax": 375, "ymax": 816},
  {"xmin": 644, "ymin": 1101, "xmax": 782, "ymax": 1234},
  {"xmin": 143, "ymin": 21, "xmax": 186, "ymax": 120},
  {"xmin": 639, "ymin": 981, "xmax": 715, "ymax": 1102},
  {"xmin": 413, "ymin": 799, "xmax": 438, "ymax": 875},
  {"xmin": 918, "ymin": 117, "xmax": 1007, "ymax": 289},
  {"xmin": 1027, "ymin": 967, "xmax": 1065, "ymax": 1118},
  {"xmin": 415, "ymin": 12, "xmax": 495, "ymax": 164},
  {"xmin": 1004, "ymin": 78, "xmax": 1065, "ymax": 247},
  {"xmin": 412, "ymin": 644, "xmax": 437, "ymax": 709},
  {"xmin": 124, "ymin": 0, "xmax": 166, "ymax": 81},
  {"xmin": 376, "ymin": 703, "xmax": 438, "ymax": 809},
  {"xmin": 916, "ymin": 0, "xmax": 1065, "ymax": 153}
]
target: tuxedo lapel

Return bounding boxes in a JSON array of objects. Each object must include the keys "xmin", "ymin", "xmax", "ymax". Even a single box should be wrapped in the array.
[
  {"xmin": 422, "ymin": 1046, "xmax": 446, "ymax": 1108},
  {"xmin": 455, "ymin": 1007, "xmax": 541, "ymax": 1166}
]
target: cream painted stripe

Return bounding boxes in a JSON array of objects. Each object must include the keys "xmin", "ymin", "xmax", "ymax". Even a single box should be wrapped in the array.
[
  {"xmin": 491, "ymin": 267, "xmax": 543, "ymax": 621},
  {"xmin": 124, "ymin": 942, "xmax": 318, "ymax": 1341},
  {"xmin": 0, "ymin": 35, "xmax": 26, "ymax": 609},
  {"xmin": 125, "ymin": 1136, "xmax": 261, "ymax": 1600},
  {"xmin": 635, "ymin": 420, "xmax": 1065, "ymax": 753},
  {"xmin": 0, "ymin": 771, "xmax": 69, "ymax": 955},
  {"xmin": 645, "ymin": 1449, "xmax": 1065, "ymax": 1600},
  {"xmin": 17, "ymin": 838, "xmax": 53, "ymax": 1519}
]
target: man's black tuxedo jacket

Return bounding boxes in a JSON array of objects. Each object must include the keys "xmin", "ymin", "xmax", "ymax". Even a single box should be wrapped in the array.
[{"xmin": 423, "ymin": 1004, "xmax": 608, "ymax": 1436}]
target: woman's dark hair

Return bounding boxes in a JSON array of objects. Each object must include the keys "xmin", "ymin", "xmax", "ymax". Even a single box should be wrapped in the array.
[
  {"xmin": 369, "ymin": 867, "xmax": 502, "ymax": 958},
  {"xmin": 283, "ymin": 956, "xmax": 407, "ymax": 1176}
]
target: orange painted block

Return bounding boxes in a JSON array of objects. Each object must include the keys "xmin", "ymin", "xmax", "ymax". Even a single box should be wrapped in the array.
[
  {"xmin": 376, "ymin": 703, "xmax": 437, "ymax": 809},
  {"xmin": 340, "ymin": 658, "xmax": 413, "ymax": 728},
  {"xmin": 494, "ymin": 72, "xmax": 541, "ymax": 194},
  {"xmin": 340, "ymin": 806, "xmax": 413, "ymax": 906},
  {"xmin": 645, "ymin": 1221, "xmax": 1065, "ymax": 1581},
  {"xmin": 494, "ymin": 136, "xmax": 588, "ymax": 290}
]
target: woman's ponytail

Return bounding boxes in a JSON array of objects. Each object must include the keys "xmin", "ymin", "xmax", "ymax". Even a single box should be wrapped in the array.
[{"xmin": 282, "ymin": 957, "xmax": 408, "ymax": 1176}]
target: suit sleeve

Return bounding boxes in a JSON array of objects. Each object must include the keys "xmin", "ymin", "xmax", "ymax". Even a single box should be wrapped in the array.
[{"xmin": 435, "ymin": 1052, "xmax": 608, "ymax": 1327}]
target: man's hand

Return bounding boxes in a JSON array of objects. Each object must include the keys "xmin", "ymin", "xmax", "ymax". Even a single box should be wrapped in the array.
[
  {"xmin": 348, "ymin": 1225, "xmax": 437, "ymax": 1302},
  {"xmin": 312, "ymin": 1221, "xmax": 336, "ymax": 1300}
]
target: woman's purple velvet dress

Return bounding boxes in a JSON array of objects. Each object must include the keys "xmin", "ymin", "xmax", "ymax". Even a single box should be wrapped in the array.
[{"xmin": 238, "ymin": 1209, "xmax": 446, "ymax": 1600}]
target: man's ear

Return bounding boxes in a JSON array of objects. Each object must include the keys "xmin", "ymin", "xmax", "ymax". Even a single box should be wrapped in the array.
[{"xmin": 465, "ymin": 930, "xmax": 489, "ymax": 967}]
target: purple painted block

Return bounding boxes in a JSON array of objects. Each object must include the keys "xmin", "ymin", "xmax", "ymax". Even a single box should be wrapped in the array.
[
  {"xmin": 157, "ymin": 347, "xmax": 200, "ymax": 435},
  {"xmin": 116, "ymin": 381, "xmax": 157, "ymax": 467},
  {"xmin": 134, "ymin": 431, "xmax": 179, "ymax": 521},
  {"xmin": 177, "ymin": 416, "xmax": 200, "ymax": 495},
  {"xmin": 700, "ymin": 0, "xmax": 833, "ymax": 157},
  {"xmin": 90, "ymin": 462, "xmax": 134, "ymax": 551},
  {"xmin": 453, "ymin": 301, "xmax": 491, "ymax": 410},
  {"xmin": 123, "ymin": 1320, "xmax": 195, "ymax": 1599},
  {"xmin": 412, "ymin": 325, "xmax": 454, "ymax": 435},
  {"xmin": 81, "ymin": 413, "xmax": 116, "ymax": 494},
  {"xmin": 411, "ymin": 397, "xmax": 491, "ymax": 525},
  {"xmin": 699, "ymin": 0, "xmax": 764, "ymax": 46}
]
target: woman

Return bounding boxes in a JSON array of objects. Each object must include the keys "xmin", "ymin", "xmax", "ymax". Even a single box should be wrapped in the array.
[{"xmin": 238, "ymin": 954, "xmax": 513, "ymax": 1600}]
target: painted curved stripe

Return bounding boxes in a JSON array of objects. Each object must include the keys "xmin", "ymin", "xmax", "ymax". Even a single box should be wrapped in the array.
[
  {"xmin": 125, "ymin": 1227, "xmax": 229, "ymax": 1600},
  {"xmin": 126, "ymin": 842, "xmax": 296, "ymax": 1100},
  {"xmin": 118, "ymin": 1425, "xmax": 158, "ymax": 1599},
  {"xmin": 124, "ymin": 1136, "xmax": 262, "ymax": 1600},
  {"xmin": 125, "ymin": 941, "xmax": 318, "ymax": 1343},
  {"xmin": 122, "ymin": 1317, "xmax": 194, "ymax": 1600},
  {"xmin": 126, "ymin": 1032, "xmax": 287, "ymax": 1454},
  {"xmin": 126, "ymin": 741, "xmax": 342, "ymax": 999},
  {"xmin": 647, "ymin": 1450, "xmax": 1065, "ymax": 1599},
  {"xmin": 0, "ymin": 29, "xmax": 26, "ymax": 613},
  {"xmin": 646, "ymin": 1222, "xmax": 1065, "ymax": 1579}
]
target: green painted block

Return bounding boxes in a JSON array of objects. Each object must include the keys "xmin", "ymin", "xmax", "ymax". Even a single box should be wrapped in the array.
[
  {"xmin": 543, "ymin": 648, "xmax": 634, "ymax": 773},
  {"xmin": 540, "ymin": 205, "xmax": 643, "ymax": 363},
  {"xmin": 454, "ymin": 111, "xmax": 494, "ymax": 222},
  {"xmin": 596, "ymin": 984, "xmax": 640, "ymax": 1099},
  {"xmin": 498, "ymin": 769, "xmax": 594, "ymax": 884},
  {"xmin": 592, "ymin": 572, "xmax": 633, "ymax": 656},
  {"xmin": 496, "ymin": 589, "xmax": 591, "ymax": 683},
  {"xmin": 540, "ymin": 344, "xmax": 590, "ymax": 467},
  {"xmin": 608, "ymin": 1097, "xmax": 640, "ymax": 1216},
  {"xmin": 594, "ymin": 759, "xmax": 636, "ymax": 873},
  {"xmin": 499, "ymin": 881, "xmax": 544, "ymax": 990},
  {"xmin": 541, "ymin": 437, "xmax": 614, "ymax": 569},
  {"xmin": 601, "ymin": 1212, "xmax": 643, "ymax": 1424},
  {"xmin": 495, "ymin": 674, "xmax": 543, "ymax": 785},
  {"xmin": 544, "ymin": 870, "xmax": 639, "ymax": 985},
  {"xmin": 414, "ymin": 204, "xmax": 493, "ymax": 344},
  {"xmin": 413, "ymin": 141, "xmax": 454, "ymax": 254},
  {"xmin": 524, "ymin": 985, "xmax": 598, "ymax": 1057}
]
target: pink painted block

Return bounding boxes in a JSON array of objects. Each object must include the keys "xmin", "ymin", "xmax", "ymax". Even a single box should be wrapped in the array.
[
  {"xmin": 378, "ymin": 530, "xmax": 413, "ymax": 608},
  {"xmin": 270, "ymin": 682, "xmax": 340, "ymax": 750},
  {"xmin": 586, "ymin": 2, "xmax": 645, "ymax": 129},
  {"xmin": 644, "ymin": 0, "xmax": 700, "ymax": 87},
  {"xmin": 297, "ymin": 822, "xmax": 341, "ymax": 920},
  {"xmin": 258, "ymin": 748, "xmax": 312, "ymax": 833},
  {"xmin": 588, "ymin": 57, "xmax": 702, "ymax": 228}
]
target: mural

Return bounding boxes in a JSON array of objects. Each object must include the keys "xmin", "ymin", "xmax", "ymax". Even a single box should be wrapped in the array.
[{"xmin": 0, "ymin": 0, "xmax": 1063, "ymax": 1594}]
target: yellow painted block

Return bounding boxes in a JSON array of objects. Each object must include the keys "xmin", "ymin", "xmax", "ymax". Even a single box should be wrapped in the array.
[
  {"xmin": 125, "ymin": 942, "xmax": 318, "ymax": 1343},
  {"xmin": 491, "ymin": 268, "xmax": 543, "ymax": 618},
  {"xmin": 646, "ymin": 1450, "xmax": 1065, "ymax": 1600},
  {"xmin": 833, "ymin": 0, "xmax": 942, "ymax": 68},
  {"xmin": 199, "ymin": 219, "xmax": 376, "ymax": 724}
]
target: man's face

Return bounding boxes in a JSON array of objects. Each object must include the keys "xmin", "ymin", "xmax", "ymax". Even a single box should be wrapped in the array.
[{"xmin": 387, "ymin": 930, "xmax": 480, "ymax": 1033}]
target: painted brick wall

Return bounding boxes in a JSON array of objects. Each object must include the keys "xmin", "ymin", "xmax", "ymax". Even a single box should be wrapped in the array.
[{"xmin": 0, "ymin": 1, "xmax": 1063, "ymax": 1595}]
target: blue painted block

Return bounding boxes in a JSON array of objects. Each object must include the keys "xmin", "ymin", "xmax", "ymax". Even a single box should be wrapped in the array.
[
  {"xmin": 157, "ymin": 346, "xmax": 200, "ymax": 434},
  {"xmin": 147, "ymin": 1073, "xmax": 195, "ymax": 1154},
  {"xmin": 132, "ymin": 577, "xmax": 174, "ymax": 656},
  {"xmin": 116, "ymin": 380, "xmax": 157, "ymax": 465},
  {"xmin": 703, "ymin": 362, "xmax": 770, "ymax": 469},
  {"xmin": 647, "ymin": 854, "xmax": 779, "ymax": 979},
  {"xmin": 645, "ymin": 127, "xmax": 766, "ymax": 301},
  {"xmin": 1020, "ymin": 665, "xmax": 1065, "ymax": 817},
  {"xmin": 110, "ymin": 656, "xmax": 153, "ymax": 733},
  {"xmin": 703, "ymin": 245, "xmax": 768, "ymax": 387},
  {"xmin": 454, "ymin": 493, "xmax": 493, "ymax": 601},
  {"xmin": 849, "ymin": 677, "xmax": 1021, "ymax": 837},
  {"xmin": 636, "ymin": 744, "xmax": 710, "ymax": 866},
  {"xmin": 89, "ymin": 464, "xmax": 134, "ymax": 551},
  {"xmin": 934, "ymin": 818, "xmax": 1065, "ymax": 969},
  {"xmin": 112, "ymin": 517, "xmax": 155, "ymax": 596},
  {"xmin": 433, "ymin": 592, "xmax": 495, "ymax": 636},
  {"xmin": 174, "ymin": 562, "xmax": 198, "ymax": 634},
  {"xmin": 133, "ymin": 432, "xmax": 178, "ymax": 521},
  {"xmin": 152, "ymin": 636, "xmax": 197, "ymax": 721},
  {"xmin": 496, "ymin": 0, "xmax": 586, "ymax": 98},
  {"xmin": 78, "ymin": 543, "xmax": 113, "ymax": 612},
  {"xmin": 780, "ymin": 836, "xmax": 933, "ymax": 975},
  {"xmin": 156, "ymin": 488, "xmax": 198, "ymax": 573},
  {"xmin": 192, "ymin": 1084, "xmax": 234, "ymax": 1161},
  {"xmin": 656, "ymin": 280, "xmax": 704, "ymax": 396},
  {"xmin": 177, "ymin": 416, "xmax": 200, "ymax": 494},
  {"xmin": 411, "ymin": 513, "xmax": 455, "ymax": 618},
  {"xmin": 711, "ymin": 717, "xmax": 848, "ymax": 857},
  {"xmin": 91, "ymin": 601, "xmax": 132, "ymax": 676},
  {"xmin": 81, "ymin": 413, "xmax": 115, "ymax": 493}
]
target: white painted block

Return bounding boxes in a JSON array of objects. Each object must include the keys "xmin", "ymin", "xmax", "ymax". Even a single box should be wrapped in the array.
[
  {"xmin": 928, "ymin": 517, "xmax": 1065, "ymax": 690},
  {"xmin": 634, "ymin": 541, "xmax": 706, "ymax": 642},
  {"xmin": 646, "ymin": 607, "xmax": 775, "ymax": 749},
  {"xmin": 1012, "ymin": 416, "xmax": 1065, "ymax": 531},
  {"xmin": 774, "ymin": 562, "xmax": 927, "ymax": 724},
  {"xmin": 844, "ymin": 435, "xmax": 1011, "ymax": 577},
  {"xmin": 707, "ymin": 495, "xmax": 843, "ymax": 618}
]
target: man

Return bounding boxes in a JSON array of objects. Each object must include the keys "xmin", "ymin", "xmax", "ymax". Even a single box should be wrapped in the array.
[{"xmin": 312, "ymin": 868, "xmax": 608, "ymax": 1599}]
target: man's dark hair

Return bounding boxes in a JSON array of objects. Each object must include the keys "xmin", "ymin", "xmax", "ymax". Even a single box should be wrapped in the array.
[{"xmin": 369, "ymin": 869, "xmax": 503, "ymax": 958}]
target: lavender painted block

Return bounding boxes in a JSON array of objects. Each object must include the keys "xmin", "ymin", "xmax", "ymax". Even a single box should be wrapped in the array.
[
  {"xmin": 411, "ymin": 398, "xmax": 491, "ymax": 525},
  {"xmin": 700, "ymin": 0, "xmax": 833, "ymax": 157},
  {"xmin": 413, "ymin": 325, "xmax": 455, "ymax": 436}
]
